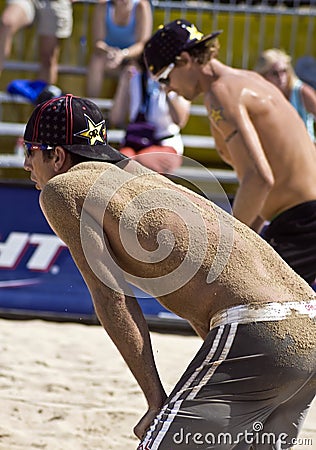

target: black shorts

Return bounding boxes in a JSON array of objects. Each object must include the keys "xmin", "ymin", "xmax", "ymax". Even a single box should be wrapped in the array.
[
  {"xmin": 262, "ymin": 201, "xmax": 316, "ymax": 284},
  {"xmin": 138, "ymin": 301, "xmax": 316, "ymax": 450}
]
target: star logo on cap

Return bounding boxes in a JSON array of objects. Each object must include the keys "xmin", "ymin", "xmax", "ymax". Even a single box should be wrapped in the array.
[
  {"xmin": 75, "ymin": 114, "xmax": 105, "ymax": 145},
  {"xmin": 186, "ymin": 24, "xmax": 204, "ymax": 41}
]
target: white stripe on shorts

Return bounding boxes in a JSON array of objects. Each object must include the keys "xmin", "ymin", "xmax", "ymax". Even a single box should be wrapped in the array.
[{"xmin": 140, "ymin": 322, "xmax": 238, "ymax": 449}]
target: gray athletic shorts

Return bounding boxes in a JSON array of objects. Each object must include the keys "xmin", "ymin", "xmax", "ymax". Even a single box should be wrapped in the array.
[
  {"xmin": 138, "ymin": 301, "xmax": 316, "ymax": 449},
  {"xmin": 6, "ymin": 0, "xmax": 73, "ymax": 38}
]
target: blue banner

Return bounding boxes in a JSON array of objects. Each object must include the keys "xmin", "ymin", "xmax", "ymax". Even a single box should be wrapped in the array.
[{"xmin": 0, "ymin": 182, "xmax": 188, "ymax": 329}]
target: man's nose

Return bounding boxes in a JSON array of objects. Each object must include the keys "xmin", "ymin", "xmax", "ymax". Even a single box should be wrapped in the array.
[{"xmin": 24, "ymin": 158, "xmax": 32, "ymax": 171}]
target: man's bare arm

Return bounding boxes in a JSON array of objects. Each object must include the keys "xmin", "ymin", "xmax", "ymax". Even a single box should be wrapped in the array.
[
  {"xmin": 224, "ymin": 106, "xmax": 274, "ymax": 226},
  {"xmin": 40, "ymin": 183, "xmax": 167, "ymax": 437},
  {"xmin": 210, "ymin": 123, "xmax": 234, "ymax": 166}
]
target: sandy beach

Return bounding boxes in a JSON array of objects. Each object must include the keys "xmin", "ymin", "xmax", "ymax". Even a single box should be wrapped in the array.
[{"xmin": 0, "ymin": 318, "xmax": 315, "ymax": 450}]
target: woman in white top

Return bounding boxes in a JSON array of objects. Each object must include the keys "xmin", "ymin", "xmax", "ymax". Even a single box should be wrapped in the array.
[{"xmin": 110, "ymin": 54, "xmax": 191, "ymax": 173}]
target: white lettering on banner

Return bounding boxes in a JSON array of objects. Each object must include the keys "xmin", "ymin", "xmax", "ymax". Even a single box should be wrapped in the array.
[
  {"xmin": 0, "ymin": 232, "xmax": 66, "ymax": 271},
  {"xmin": 28, "ymin": 234, "xmax": 65, "ymax": 270},
  {"xmin": 0, "ymin": 232, "xmax": 29, "ymax": 268}
]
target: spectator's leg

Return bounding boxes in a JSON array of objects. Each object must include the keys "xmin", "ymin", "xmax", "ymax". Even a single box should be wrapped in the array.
[
  {"xmin": 37, "ymin": 0, "xmax": 73, "ymax": 84},
  {"xmin": 119, "ymin": 147, "xmax": 137, "ymax": 158},
  {"xmin": 0, "ymin": 1, "xmax": 34, "ymax": 76},
  {"xmin": 38, "ymin": 35, "xmax": 59, "ymax": 84},
  {"xmin": 86, "ymin": 46, "xmax": 122, "ymax": 98},
  {"xmin": 136, "ymin": 146, "xmax": 182, "ymax": 174},
  {"xmin": 86, "ymin": 51, "xmax": 107, "ymax": 97}
]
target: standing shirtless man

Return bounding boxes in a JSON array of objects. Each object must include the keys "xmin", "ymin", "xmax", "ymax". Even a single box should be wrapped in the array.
[
  {"xmin": 144, "ymin": 19, "xmax": 316, "ymax": 285},
  {"xmin": 23, "ymin": 94, "xmax": 315, "ymax": 449}
]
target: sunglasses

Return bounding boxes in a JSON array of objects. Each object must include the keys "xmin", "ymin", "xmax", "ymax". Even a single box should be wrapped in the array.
[
  {"xmin": 24, "ymin": 142, "xmax": 55, "ymax": 158},
  {"xmin": 268, "ymin": 68, "xmax": 287, "ymax": 77},
  {"xmin": 156, "ymin": 63, "xmax": 175, "ymax": 86}
]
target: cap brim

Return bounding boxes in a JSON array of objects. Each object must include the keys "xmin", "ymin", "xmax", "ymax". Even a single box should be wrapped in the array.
[
  {"xmin": 150, "ymin": 29, "xmax": 223, "ymax": 78},
  {"xmin": 63, "ymin": 144, "xmax": 127, "ymax": 163},
  {"xmin": 185, "ymin": 30, "xmax": 223, "ymax": 50}
]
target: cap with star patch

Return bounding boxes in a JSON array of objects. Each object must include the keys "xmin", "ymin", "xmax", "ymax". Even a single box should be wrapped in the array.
[
  {"xmin": 144, "ymin": 19, "xmax": 222, "ymax": 76},
  {"xmin": 24, "ymin": 94, "xmax": 126, "ymax": 162}
]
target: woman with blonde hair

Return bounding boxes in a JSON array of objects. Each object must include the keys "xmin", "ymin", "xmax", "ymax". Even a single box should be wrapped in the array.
[{"xmin": 254, "ymin": 48, "xmax": 316, "ymax": 142}]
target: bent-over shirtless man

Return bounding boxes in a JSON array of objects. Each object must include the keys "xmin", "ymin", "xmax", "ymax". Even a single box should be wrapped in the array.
[
  {"xmin": 144, "ymin": 19, "xmax": 316, "ymax": 285},
  {"xmin": 23, "ymin": 94, "xmax": 316, "ymax": 449}
]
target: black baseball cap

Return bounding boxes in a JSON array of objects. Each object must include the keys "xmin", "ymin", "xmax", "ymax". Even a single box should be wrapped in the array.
[
  {"xmin": 24, "ymin": 94, "xmax": 126, "ymax": 162},
  {"xmin": 144, "ymin": 19, "xmax": 222, "ymax": 76}
]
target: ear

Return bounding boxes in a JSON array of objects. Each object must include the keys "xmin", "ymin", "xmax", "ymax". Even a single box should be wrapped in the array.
[
  {"xmin": 178, "ymin": 51, "xmax": 192, "ymax": 65},
  {"xmin": 52, "ymin": 146, "xmax": 68, "ymax": 172}
]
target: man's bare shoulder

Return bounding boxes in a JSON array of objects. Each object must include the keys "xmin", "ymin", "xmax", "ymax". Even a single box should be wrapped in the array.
[
  {"xmin": 216, "ymin": 68, "xmax": 276, "ymax": 97},
  {"xmin": 39, "ymin": 161, "xmax": 160, "ymax": 224},
  {"xmin": 42, "ymin": 161, "xmax": 126, "ymax": 200},
  {"xmin": 39, "ymin": 162, "xmax": 127, "ymax": 238}
]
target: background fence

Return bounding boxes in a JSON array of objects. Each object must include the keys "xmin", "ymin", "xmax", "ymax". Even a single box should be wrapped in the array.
[{"xmin": 1, "ymin": 0, "xmax": 315, "ymax": 82}]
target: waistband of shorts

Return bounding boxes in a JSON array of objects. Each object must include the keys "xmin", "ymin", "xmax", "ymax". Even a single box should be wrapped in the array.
[
  {"xmin": 210, "ymin": 300, "xmax": 316, "ymax": 329},
  {"xmin": 269, "ymin": 200, "xmax": 316, "ymax": 224}
]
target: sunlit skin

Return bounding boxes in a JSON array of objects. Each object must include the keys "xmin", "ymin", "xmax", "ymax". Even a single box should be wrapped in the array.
[
  {"xmin": 23, "ymin": 146, "xmax": 71, "ymax": 190},
  {"xmin": 257, "ymin": 55, "xmax": 316, "ymax": 135},
  {"xmin": 158, "ymin": 52, "xmax": 316, "ymax": 234},
  {"xmin": 159, "ymin": 57, "xmax": 203, "ymax": 101}
]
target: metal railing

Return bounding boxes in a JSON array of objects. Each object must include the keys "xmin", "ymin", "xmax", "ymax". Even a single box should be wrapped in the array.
[{"xmin": 151, "ymin": 1, "xmax": 316, "ymax": 69}]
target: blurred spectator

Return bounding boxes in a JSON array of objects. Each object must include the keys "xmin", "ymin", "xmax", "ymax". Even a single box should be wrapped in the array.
[
  {"xmin": 0, "ymin": 0, "xmax": 73, "ymax": 84},
  {"xmin": 86, "ymin": 0, "xmax": 152, "ymax": 98},
  {"xmin": 109, "ymin": 55, "xmax": 191, "ymax": 174},
  {"xmin": 295, "ymin": 56, "xmax": 316, "ymax": 91},
  {"xmin": 254, "ymin": 48, "xmax": 316, "ymax": 142}
]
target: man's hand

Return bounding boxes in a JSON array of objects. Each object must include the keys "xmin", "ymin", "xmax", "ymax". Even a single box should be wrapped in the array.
[{"xmin": 134, "ymin": 407, "xmax": 163, "ymax": 440}]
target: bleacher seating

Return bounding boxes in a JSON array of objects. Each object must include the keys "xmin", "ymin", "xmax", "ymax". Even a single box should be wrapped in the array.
[
  {"xmin": 0, "ymin": 91, "xmax": 215, "ymax": 157},
  {"xmin": 0, "ymin": 90, "xmax": 233, "ymax": 190},
  {"xmin": 0, "ymin": 0, "xmax": 315, "ymax": 188}
]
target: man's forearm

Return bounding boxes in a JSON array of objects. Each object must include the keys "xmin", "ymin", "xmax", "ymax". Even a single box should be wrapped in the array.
[
  {"xmin": 92, "ymin": 289, "xmax": 167, "ymax": 409},
  {"xmin": 233, "ymin": 192, "xmax": 265, "ymax": 228},
  {"xmin": 232, "ymin": 176, "xmax": 272, "ymax": 228}
]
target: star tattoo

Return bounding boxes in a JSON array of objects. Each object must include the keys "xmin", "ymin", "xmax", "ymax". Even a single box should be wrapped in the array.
[{"xmin": 210, "ymin": 107, "xmax": 224, "ymax": 124}]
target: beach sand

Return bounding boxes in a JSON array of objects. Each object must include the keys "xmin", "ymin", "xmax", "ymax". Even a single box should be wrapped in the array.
[{"xmin": 0, "ymin": 318, "xmax": 315, "ymax": 450}]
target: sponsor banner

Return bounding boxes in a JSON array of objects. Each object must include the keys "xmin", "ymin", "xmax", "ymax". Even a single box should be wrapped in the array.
[{"xmin": 0, "ymin": 182, "xmax": 186, "ymax": 328}]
